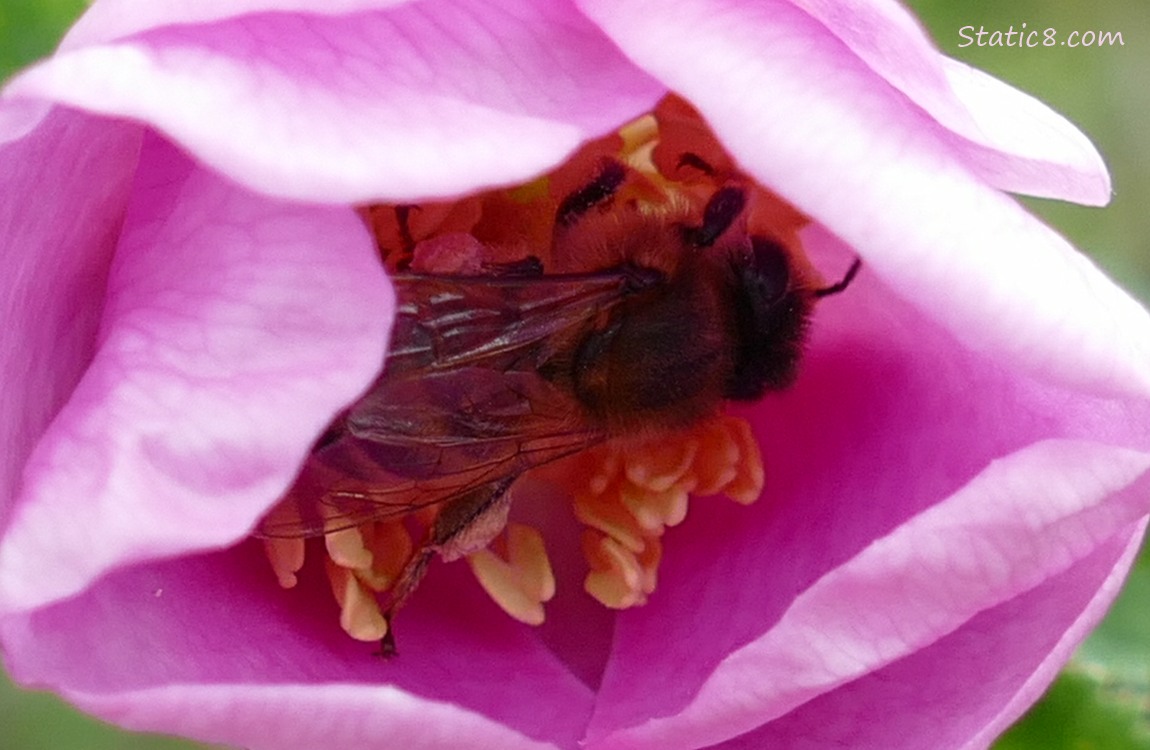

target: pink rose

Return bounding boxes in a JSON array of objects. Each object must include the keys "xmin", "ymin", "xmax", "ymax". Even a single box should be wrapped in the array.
[{"xmin": 3, "ymin": 1, "xmax": 1150, "ymax": 749}]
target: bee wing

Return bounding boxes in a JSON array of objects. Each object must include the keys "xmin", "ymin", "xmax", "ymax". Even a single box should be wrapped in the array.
[
  {"xmin": 382, "ymin": 269, "xmax": 644, "ymax": 373},
  {"xmin": 259, "ymin": 269, "xmax": 643, "ymax": 538}
]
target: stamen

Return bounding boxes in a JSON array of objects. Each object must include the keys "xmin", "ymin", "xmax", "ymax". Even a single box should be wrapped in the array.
[
  {"xmin": 467, "ymin": 523, "xmax": 555, "ymax": 625},
  {"xmin": 356, "ymin": 521, "xmax": 415, "ymax": 592},
  {"xmin": 623, "ymin": 437, "xmax": 698, "ymax": 492},
  {"xmin": 317, "ymin": 521, "xmax": 414, "ymax": 640},
  {"xmin": 619, "ymin": 483, "xmax": 689, "ymax": 533},
  {"xmin": 582, "ymin": 532, "xmax": 661, "ymax": 609},
  {"xmin": 324, "ymin": 527, "xmax": 373, "ymax": 571},
  {"xmin": 690, "ymin": 419, "xmax": 740, "ymax": 490},
  {"xmin": 262, "ymin": 537, "xmax": 306, "ymax": 589},
  {"xmin": 724, "ymin": 418, "xmax": 766, "ymax": 505},
  {"xmin": 326, "ymin": 561, "xmax": 389, "ymax": 642},
  {"xmin": 573, "ymin": 485, "xmax": 649, "ymax": 553},
  {"xmin": 588, "ymin": 451, "xmax": 622, "ymax": 496},
  {"xmin": 570, "ymin": 414, "xmax": 765, "ymax": 609}
]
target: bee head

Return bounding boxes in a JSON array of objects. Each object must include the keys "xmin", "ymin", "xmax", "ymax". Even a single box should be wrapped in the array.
[{"xmin": 724, "ymin": 236, "xmax": 813, "ymax": 401}]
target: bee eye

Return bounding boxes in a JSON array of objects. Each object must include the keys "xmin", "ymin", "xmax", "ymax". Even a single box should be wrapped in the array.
[{"xmin": 744, "ymin": 237, "xmax": 791, "ymax": 304}]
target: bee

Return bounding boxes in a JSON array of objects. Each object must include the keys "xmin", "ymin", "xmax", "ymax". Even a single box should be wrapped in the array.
[{"xmin": 260, "ymin": 159, "xmax": 859, "ymax": 652}]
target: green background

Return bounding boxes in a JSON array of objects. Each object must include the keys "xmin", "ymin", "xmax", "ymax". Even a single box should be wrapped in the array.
[{"xmin": 1, "ymin": 1, "xmax": 1147, "ymax": 748}]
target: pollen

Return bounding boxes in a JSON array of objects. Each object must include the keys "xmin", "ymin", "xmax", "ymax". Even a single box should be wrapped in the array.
[
  {"xmin": 467, "ymin": 523, "xmax": 556, "ymax": 625},
  {"xmin": 569, "ymin": 414, "xmax": 765, "ymax": 608}
]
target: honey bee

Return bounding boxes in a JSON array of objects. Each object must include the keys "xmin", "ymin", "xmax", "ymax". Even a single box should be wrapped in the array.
[{"xmin": 260, "ymin": 158, "xmax": 859, "ymax": 652}]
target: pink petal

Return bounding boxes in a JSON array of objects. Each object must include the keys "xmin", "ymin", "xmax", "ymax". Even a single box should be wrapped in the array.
[
  {"xmin": 593, "ymin": 446, "xmax": 1150, "ymax": 748},
  {"xmin": 0, "ymin": 134, "xmax": 390, "ymax": 613},
  {"xmin": 6, "ymin": 0, "xmax": 662, "ymax": 203},
  {"xmin": 0, "ymin": 107, "xmax": 140, "ymax": 566},
  {"xmin": 0, "ymin": 546, "xmax": 592, "ymax": 749},
  {"xmin": 785, "ymin": 0, "xmax": 1110, "ymax": 203},
  {"xmin": 60, "ymin": 0, "xmax": 416, "ymax": 49},
  {"xmin": 585, "ymin": 231, "xmax": 1150, "ymax": 748},
  {"xmin": 576, "ymin": 0, "xmax": 1150, "ymax": 398},
  {"xmin": 706, "ymin": 527, "xmax": 1144, "ymax": 750}
]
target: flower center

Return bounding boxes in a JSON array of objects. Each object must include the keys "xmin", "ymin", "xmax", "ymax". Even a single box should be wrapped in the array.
[{"xmin": 260, "ymin": 94, "xmax": 817, "ymax": 646}]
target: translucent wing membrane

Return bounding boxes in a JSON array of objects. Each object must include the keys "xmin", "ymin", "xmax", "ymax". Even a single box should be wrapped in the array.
[{"xmin": 258, "ymin": 268, "xmax": 648, "ymax": 538}]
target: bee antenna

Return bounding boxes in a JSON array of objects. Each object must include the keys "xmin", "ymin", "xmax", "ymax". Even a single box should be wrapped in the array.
[{"xmin": 812, "ymin": 257, "xmax": 862, "ymax": 298}]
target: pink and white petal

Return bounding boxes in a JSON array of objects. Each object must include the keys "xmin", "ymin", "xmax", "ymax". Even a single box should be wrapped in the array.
[
  {"xmin": 60, "ymin": 0, "xmax": 417, "ymax": 49},
  {"xmin": 0, "ymin": 134, "xmax": 390, "ymax": 614},
  {"xmin": 936, "ymin": 56, "xmax": 1110, "ymax": 205},
  {"xmin": 577, "ymin": 0, "xmax": 1150, "ymax": 399},
  {"xmin": 0, "ymin": 545, "xmax": 593, "ymax": 749},
  {"xmin": 5, "ymin": 0, "xmax": 663, "ymax": 204},
  {"xmin": 74, "ymin": 684, "xmax": 564, "ymax": 750},
  {"xmin": 706, "ymin": 525, "xmax": 1144, "ymax": 750},
  {"xmin": 0, "ymin": 107, "xmax": 140, "ymax": 539},
  {"xmin": 589, "ymin": 443, "xmax": 1150, "ymax": 749},
  {"xmin": 784, "ymin": 0, "xmax": 1109, "ymax": 203},
  {"xmin": 583, "ymin": 233, "xmax": 1150, "ymax": 747}
]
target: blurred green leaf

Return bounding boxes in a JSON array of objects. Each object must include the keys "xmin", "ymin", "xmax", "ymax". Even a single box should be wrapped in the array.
[
  {"xmin": 0, "ymin": 0, "xmax": 88, "ymax": 80},
  {"xmin": 0, "ymin": 669, "xmax": 213, "ymax": 750},
  {"xmin": 995, "ymin": 669, "xmax": 1150, "ymax": 750}
]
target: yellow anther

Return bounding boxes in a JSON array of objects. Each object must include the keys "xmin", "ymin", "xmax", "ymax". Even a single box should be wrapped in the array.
[
  {"xmin": 468, "ymin": 523, "xmax": 555, "ymax": 625},
  {"xmin": 623, "ymin": 437, "xmax": 698, "ymax": 492},
  {"xmin": 356, "ymin": 521, "xmax": 414, "ymax": 592},
  {"xmin": 724, "ymin": 417, "xmax": 765, "ymax": 504},
  {"xmin": 262, "ymin": 537, "xmax": 306, "ymax": 589},
  {"xmin": 326, "ymin": 561, "xmax": 389, "ymax": 643},
  {"xmin": 324, "ymin": 526, "xmax": 374, "ymax": 571},
  {"xmin": 582, "ymin": 531, "xmax": 660, "ymax": 609},
  {"xmin": 573, "ymin": 487, "xmax": 648, "ymax": 553},
  {"xmin": 620, "ymin": 482, "xmax": 689, "ymax": 533}
]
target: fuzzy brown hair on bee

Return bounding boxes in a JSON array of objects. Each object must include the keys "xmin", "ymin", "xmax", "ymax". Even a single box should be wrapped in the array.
[{"xmin": 260, "ymin": 159, "xmax": 859, "ymax": 654}]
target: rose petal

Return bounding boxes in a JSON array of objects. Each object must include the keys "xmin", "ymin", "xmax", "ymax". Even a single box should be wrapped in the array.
[
  {"xmin": 60, "ymin": 0, "xmax": 416, "ymax": 49},
  {"xmin": 784, "ymin": 0, "xmax": 1109, "ymax": 203},
  {"xmin": 0, "ymin": 546, "xmax": 592, "ymax": 749},
  {"xmin": 5, "ymin": 0, "xmax": 663, "ymax": 203},
  {"xmin": 0, "ymin": 133, "xmax": 390, "ymax": 613},
  {"xmin": 577, "ymin": 0, "xmax": 1150, "ymax": 399},
  {"xmin": 584, "ymin": 232, "xmax": 1150, "ymax": 747},
  {"xmin": 936, "ymin": 56, "xmax": 1110, "ymax": 204},
  {"xmin": 593, "ymin": 443, "xmax": 1150, "ymax": 749},
  {"xmin": 0, "ymin": 106, "xmax": 140, "ymax": 546},
  {"xmin": 704, "ymin": 526, "xmax": 1144, "ymax": 750}
]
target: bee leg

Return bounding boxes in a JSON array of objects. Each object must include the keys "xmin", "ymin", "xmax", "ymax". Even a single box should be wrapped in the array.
[
  {"xmin": 556, "ymin": 158, "xmax": 627, "ymax": 228},
  {"xmin": 681, "ymin": 186, "xmax": 747, "ymax": 248},
  {"xmin": 377, "ymin": 545, "xmax": 436, "ymax": 657},
  {"xmin": 379, "ymin": 477, "xmax": 517, "ymax": 655}
]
